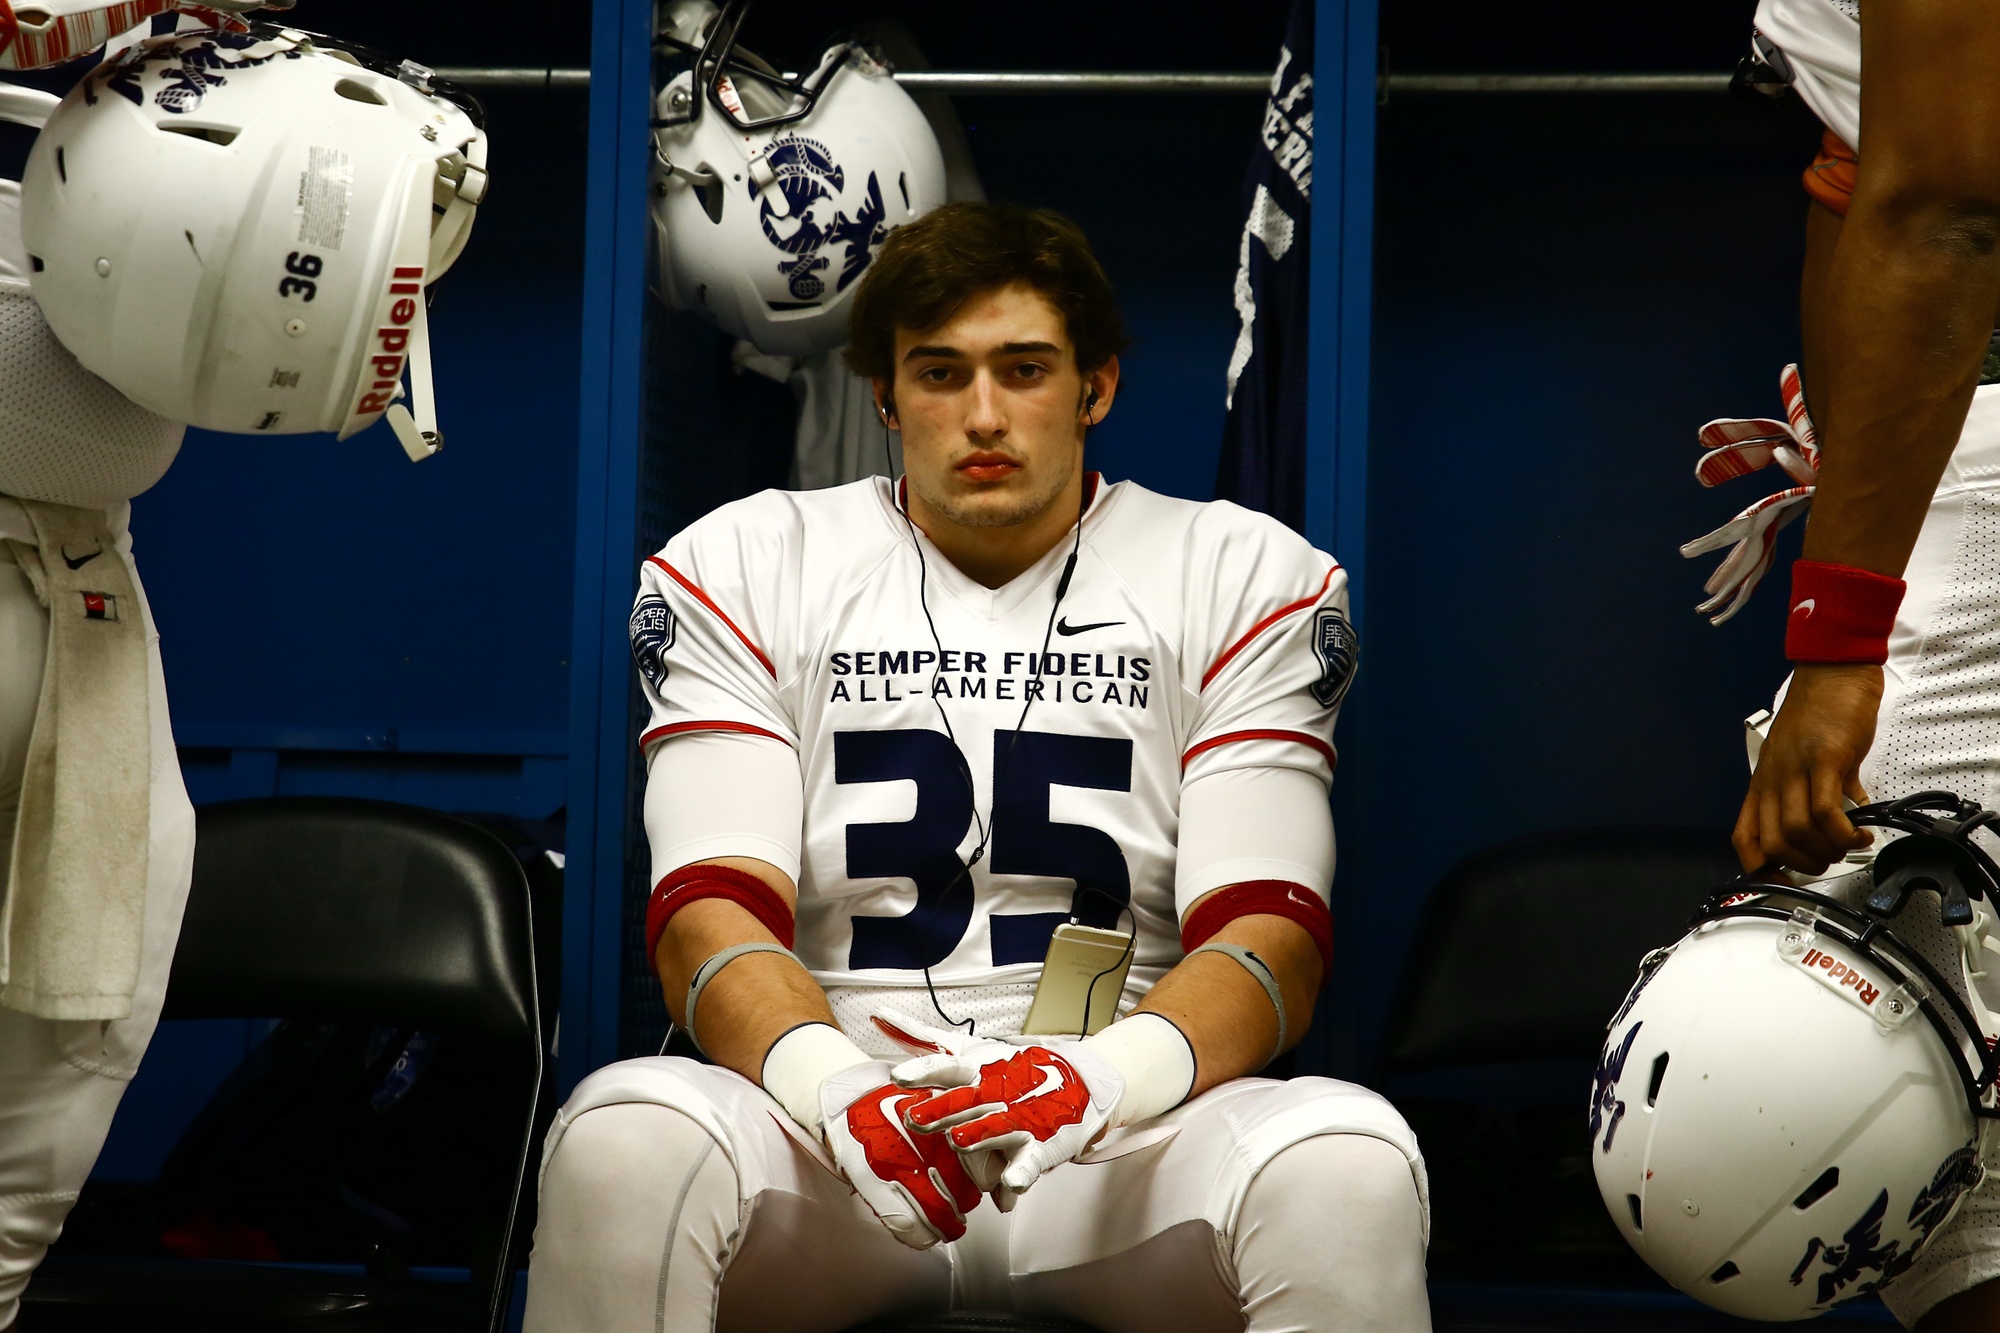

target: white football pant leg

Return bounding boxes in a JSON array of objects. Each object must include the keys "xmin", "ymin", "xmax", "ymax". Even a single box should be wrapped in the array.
[
  {"xmin": 521, "ymin": 1104, "xmax": 739, "ymax": 1332},
  {"xmin": 1857, "ymin": 382, "xmax": 2000, "ymax": 819},
  {"xmin": 1010, "ymin": 1075, "xmax": 1430, "ymax": 1333},
  {"xmin": 1234, "ymin": 1133, "xmax": 1431, "ymax": 1333},
  {"xmin": 0, "ymin": 547, "xmax": 194, "ymax": 1329},
  {"xmin": 522, "ymin": 1056, "xmax": 950, "ymax": 1333},
  {"xmin": 525, "ymin": 1062, "xmax": 1428, "ymax": 1332}
]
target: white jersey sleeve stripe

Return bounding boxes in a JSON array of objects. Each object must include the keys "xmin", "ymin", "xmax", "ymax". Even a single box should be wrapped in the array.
[
  {"xmin": 646, "ymin": 555, "xmax": 777, "ymax": 679},
  {"xmin": 1182, "ymin": 727, "xmax": 1336, "ymax": 772},
  {"xmin": 641, "ymin": 718, "xmax": 795, "ymax": 752},
  {"xmin": 1200, "ymin": 564, "xmax": 1340, "ymax": 690}
]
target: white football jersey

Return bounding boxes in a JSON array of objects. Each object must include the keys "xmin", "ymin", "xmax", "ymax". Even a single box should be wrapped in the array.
[
  {"xmin": 1755, "ymin": 0, "xmax": 1860, "ymax": 151},
  {"xmin": 0, "ymin": 181, "xmax": 183, "ymax": 515},
  {"xmin": 633, "ymin": 475, "xmax": 1355, "ymax": 995}
]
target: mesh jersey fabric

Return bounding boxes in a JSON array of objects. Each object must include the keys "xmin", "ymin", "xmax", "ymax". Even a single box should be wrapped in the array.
[
  {"xmin": 1754, "ymin": 0, "xmax": 1861, "ymax": 152},
  {"xmin": 828, "ymin": 982, "xmax": 1050, "ymax": 1055},
  {"xmin": 631, "ymin": 475, "xmax": 1354, "ymax": 996},
  {"xmin": 1856, "ymin": 388, "xmax": 2000, "ymax": 857},
  {"xmin": 0, "ymin": 180, "xmax": 183, "ymax": 509}
]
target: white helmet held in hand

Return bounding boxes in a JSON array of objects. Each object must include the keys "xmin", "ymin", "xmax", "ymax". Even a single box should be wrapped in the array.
[
  {"xmin": 1592, "ymin": 794, "xmax": 2000, "ymax": 1320},
  {"xmin": 650, "ymin": 0, "xmax": 945, "ymax": 356},
  {"xmin": 20, "ymin": 24, "xmax": 488, "ymax": 459}
]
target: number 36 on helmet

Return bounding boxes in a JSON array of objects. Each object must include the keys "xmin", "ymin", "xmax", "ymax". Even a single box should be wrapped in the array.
[{"xmin": 19, "ymin": 24, "xmax": 488, "ymax": 460}]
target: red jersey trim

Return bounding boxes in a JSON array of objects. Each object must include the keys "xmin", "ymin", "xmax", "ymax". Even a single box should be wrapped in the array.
[
  {"xmin": 1182, "ymin": 728, "xmax": 1336, "ymax": 771},
  {"xmin": 640, "ymin": 720, "xmax": 793, "ymax": 751},
  {"xmin": 1201, "ymin": 565, "xmax": 1339, "ymax": 690},
  {"xmin": 646, "ymin": 556, "xmax": 776, "ymax": 678}
]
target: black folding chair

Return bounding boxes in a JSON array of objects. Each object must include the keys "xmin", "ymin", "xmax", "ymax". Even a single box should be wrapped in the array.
[
  {"xmin": 1382, "ymin": 827, "xmax": 1740, "ymax": 1072},
  {"xmin": 22, "ymin": 797, "xmax": 548, "ymax": 1333},
  {"xmin": 1376, "ymin": 826, "xmax": 1743, "ymax": 1310}
]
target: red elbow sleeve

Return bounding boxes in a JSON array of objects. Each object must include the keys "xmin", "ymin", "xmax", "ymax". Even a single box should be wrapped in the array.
[
  {"xmin": 646, "ymin": 863, "xmax": 796, "ymax": 961},
  {"xmin": 1180, "ymin": 880, "xmax": 1333, "ymax": 974}
]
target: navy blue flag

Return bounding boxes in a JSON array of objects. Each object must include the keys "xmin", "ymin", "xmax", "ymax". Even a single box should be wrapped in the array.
[{"xmin": 1213, "ymin": 1, "xmax": 1314, "ymax": 532}]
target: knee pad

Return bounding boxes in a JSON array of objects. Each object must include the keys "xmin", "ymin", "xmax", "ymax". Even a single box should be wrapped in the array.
[
  {"xmin": 0, "ymin": 1185, "xmax": 80, "ymax": 1305},
  {"xmin": 542, "ymin": 1102, "xmax": 729, "ymax": 1199},
  {"xmin": 1250, "ymin": 1133, "xmax": 1424, "ymax": 1230}
]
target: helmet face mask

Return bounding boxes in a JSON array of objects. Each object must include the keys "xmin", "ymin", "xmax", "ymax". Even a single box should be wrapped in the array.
[
  {"xmin": 649, "ymin": 0, "xmax": 946, "ymax": 356},
  {"xmin": 20, "ymin": 24, "xmax": 488, "ymax": 456},
  {"xmin": 1594, "ymin": 793, "xmax": 2000, "ymax": 1320},
  {"xmin": 654, "ymin": 0, "xmax": 852, "ymax": 134}
]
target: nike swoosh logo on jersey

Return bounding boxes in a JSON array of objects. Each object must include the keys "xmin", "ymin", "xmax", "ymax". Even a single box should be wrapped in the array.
[
  {"xmin": 1055, "ymin": 617, "xmax": 1123, "ymax": 636},
  {"xmin": 61, "ymin": 545, "xmax": 102, "ymax": 570},
  {"xmin": 1794, "ymin": 598, "xmax": 1817, "ymax": 617}
]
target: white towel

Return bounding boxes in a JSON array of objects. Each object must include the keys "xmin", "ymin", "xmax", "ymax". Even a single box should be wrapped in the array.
[{"xmin": 0, "ymin": 497, "xmax": 150, "ymax": 1019}]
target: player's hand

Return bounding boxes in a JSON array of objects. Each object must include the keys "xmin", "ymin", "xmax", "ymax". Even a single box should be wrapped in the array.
[
  {"xmin": 818, "ymin": 1061, "xmax": 983, "ymax": 1249},
  {"xmin": 895, "ymin": 1041, "xmax": 1123, "ymax": 1211},
  {"xmin": 1734, "ymin": 663, "xmax": 1881, "ymax": 874}
]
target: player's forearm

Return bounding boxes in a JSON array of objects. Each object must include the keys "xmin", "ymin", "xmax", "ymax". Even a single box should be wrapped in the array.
[
  {"xmin": 1135, "ymin": 914, "xmax": 1322, "ymax": 1099},
  {"xmin": 1803, "ymin": 191, "xmax": 2000, "ymax": 577},
  {"xmin": 654, "ymin": 864, "xmax": 838, "ymax": 1082}
]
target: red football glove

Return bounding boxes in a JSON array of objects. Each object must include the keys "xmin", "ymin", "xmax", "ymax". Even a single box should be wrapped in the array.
[
  {"xmin": 819, "ymin": 1062, "xmax": 983, "ymax": 1248},
  {"xmin": 897, "ymin": 1041, "xmax": 1123, "ymax": 1211}
]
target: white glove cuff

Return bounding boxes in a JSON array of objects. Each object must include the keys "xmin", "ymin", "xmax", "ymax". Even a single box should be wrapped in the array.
[
  {"xmin": 761, "ymin": 1022, "xmax": 875, "ymax": 1135},
  {"xmin": 1082, "ymin": 1012, "xmax": 1196, "ymax": 1129}
]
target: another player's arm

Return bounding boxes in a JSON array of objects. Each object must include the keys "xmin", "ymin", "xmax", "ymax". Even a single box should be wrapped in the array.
[
  {"xmin": 1740, "ymin": 0, "xmax": 2000, "ymax": 873},
  {"xmin": 652, "ymin": 856, "xmax": 838, "ymax": 1081},
  {"xmin": 1134, "ymin": 900, "xmax": 1322, "ymax": 1098}
]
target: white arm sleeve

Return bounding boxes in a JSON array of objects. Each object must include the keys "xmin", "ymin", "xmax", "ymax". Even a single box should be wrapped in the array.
[
  {"xmin": 643, "ymin": 730, "xmax": 805, "ymax": 888},
  {"xmin": 1173, "ymin": 764, "xmax": 1334, "ymax": 916}
]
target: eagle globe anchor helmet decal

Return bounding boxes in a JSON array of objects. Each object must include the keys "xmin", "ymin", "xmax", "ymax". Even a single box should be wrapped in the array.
[
  {"xmin": 1592, "ymin": 793, "xmax": 2000, "ymax": 1321},
  {"xmin": 648, "ymin": 0, "xmax": 947, "ymax": 357},
  {"xmin": 19, "ymin": 24, "xmax": 488, "ymax": 461}
]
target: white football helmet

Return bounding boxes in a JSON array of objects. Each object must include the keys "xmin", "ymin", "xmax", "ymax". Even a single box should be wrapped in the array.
[
  {"xmin": 19, "ymin": 25, "xmax": 488, "ymax": 459},
  {"xmin": 650, "ymin": 0, "xmax": 946, "ymax": 356},
  {"xmin": 1593, "ymin": 794, "xmax": 2000, "ymax": 1320}
]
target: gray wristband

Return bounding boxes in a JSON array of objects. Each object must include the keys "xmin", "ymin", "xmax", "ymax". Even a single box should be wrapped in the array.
[
  {"xmin": 683, "ymin": 942, "xmax": 797, "ymax": 1053},
  {"xmin": 1187, "ymin": 941, "xmax": 1287, "ymax": 1064}
]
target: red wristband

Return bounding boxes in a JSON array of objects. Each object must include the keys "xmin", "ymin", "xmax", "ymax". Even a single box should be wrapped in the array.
[
  {"xmin": 645, "ymin": 863, "xmax": 795, "ymax": 961},
  {"xmin": 1784, "ymin": 560, "xmax": 1906, "ymax": 665},
  {"xmin": 1181, "ymin": 880, "xmax": 1333, "ymax": 974}
]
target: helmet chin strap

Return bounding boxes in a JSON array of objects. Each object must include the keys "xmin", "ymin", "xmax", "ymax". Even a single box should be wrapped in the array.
[{"xmin": 385, "ymin": 295, "xmax": 440, "ymax": 461}]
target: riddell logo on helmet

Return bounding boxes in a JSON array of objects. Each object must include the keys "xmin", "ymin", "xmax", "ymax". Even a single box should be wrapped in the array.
[
  {"xmin": 1799, "ymin": 947, "xmax": 1881, "ymax": 1007},
  {"xmin": 354, "ymin": 266, "xmax": 426, "ymax": 417}
]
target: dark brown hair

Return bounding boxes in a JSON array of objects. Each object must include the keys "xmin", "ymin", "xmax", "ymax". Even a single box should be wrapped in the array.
[{"xmin": 843, "ymin": 203, "xmax": 1128, "ymax": 381}]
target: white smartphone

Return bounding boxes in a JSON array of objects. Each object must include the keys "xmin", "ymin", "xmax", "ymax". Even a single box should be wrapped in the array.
[{"xmin": 1022, "ymin": 923, "xmax": 1134, "ymax": 1037}]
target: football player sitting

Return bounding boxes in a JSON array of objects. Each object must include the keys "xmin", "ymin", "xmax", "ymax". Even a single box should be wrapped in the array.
[{"xmin": 524, "ymin": 203, "xmax": 1430, "ymax": 1333}]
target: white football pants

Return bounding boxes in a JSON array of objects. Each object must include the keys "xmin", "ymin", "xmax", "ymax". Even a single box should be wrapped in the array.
[
  {"xmin": 0, "ymin": 541, "xmax": 194, "ymax": 1329},
  {"xmin": 522, "ymin": 1056, "xmax": 1431, "ymax": 1333},
  {"xmin": 1760, "ymin": 382, "xmax": 2000, "ymax": 1326}
]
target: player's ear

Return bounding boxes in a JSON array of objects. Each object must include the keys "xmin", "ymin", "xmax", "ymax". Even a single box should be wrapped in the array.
[
  {"xmin": 1081, "ymin": 356, "xmax": 1119, "ymax": 426},
  {"xmin": 872, "ymin": 379, "xmax": 897, "ymax": 429}
]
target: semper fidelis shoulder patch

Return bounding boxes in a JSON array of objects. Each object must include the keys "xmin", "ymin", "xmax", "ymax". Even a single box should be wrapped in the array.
[
  {"xmin": 629, "ymin": 594, "xmax": 676, "ymax": 691},
  {"xmin": 1310, "ymin": 607, "xmax": 1357, "ymax": 708}
]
